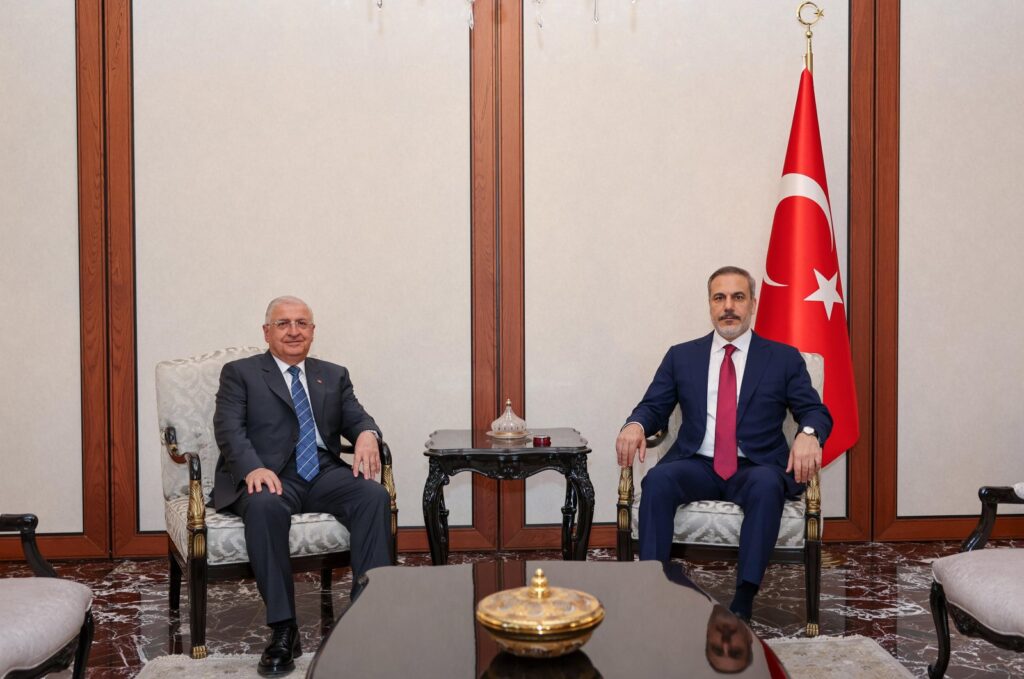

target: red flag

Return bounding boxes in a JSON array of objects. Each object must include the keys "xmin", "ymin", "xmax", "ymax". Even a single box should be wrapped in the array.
[{"xmin": 754, "ymin": 69, "xmax": 859, "ymax": 467}]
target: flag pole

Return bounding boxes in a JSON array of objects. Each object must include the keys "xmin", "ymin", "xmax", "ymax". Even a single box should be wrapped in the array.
[
  {"xmin": 797, "ymin": 1, "xmax": 824, "ymax": 73},
  {"xmin": 794, "ymin": 1, "xmax": 843, "ymax": 607}
]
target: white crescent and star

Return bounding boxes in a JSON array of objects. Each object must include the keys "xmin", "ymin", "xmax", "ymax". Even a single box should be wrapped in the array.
[
  {"xmin": 803, "ymin": 269, "xmax": 844, "ymax": 320},
  {"xmin": 763, "ymin": 173, "xmax": 836, "ymax": 288},
  {"xmin": 762, "ymin": 173, "xmax": 845, "ymax": 320}
]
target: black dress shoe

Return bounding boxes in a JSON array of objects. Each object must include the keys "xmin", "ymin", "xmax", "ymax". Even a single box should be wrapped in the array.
[{"xmin": 257, "ymin": 622, "xmax": 301, "ymax": 676}]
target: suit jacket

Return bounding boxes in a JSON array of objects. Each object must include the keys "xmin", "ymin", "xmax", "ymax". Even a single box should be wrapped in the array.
[
  {"xmin": 212, "ymin": 351, "xmax": 380, "ymax": 510},
  {"xmin": 626, "ymin": 331, "xmax": 832, "ymax": 473}
]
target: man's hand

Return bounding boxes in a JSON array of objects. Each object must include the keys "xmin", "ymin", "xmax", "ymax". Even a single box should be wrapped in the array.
[
  {"xmin": 246, "ymin": 467, "xmax": 283, "ymax": 495},
  {"xmin": 352, "ymin": 430, "xmax": 381, "ymax": 480},
  {"xmin": 786, "ymin": 433, "xmax": 822, "ymax": 484},
  {"xmin": 616, "ymin": 423, "xmax": 647, "ymax": 467}
]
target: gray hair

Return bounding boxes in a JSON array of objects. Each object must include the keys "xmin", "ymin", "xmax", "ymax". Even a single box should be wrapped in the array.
[
  {"xmin": 707, "ymin": 266, "xmax": 757, "ymax": 298},
  {"xmin": 264, "ymin": 296, "xmax": 314, "ymax": 323}
]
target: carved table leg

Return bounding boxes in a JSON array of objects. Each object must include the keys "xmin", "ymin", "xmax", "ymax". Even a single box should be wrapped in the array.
[
  {"xmin": 561, "ymin": 477, "xmax": 578, "ymax": 561},
  {"xmin": 568, "ymin": 455, "xmax": 596, "ymax": 560},
  {"xmin": 422, "ymin": 458, "xmax": 451, "ymax": 565}
]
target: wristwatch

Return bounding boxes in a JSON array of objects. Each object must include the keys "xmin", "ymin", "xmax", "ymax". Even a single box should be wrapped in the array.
[{"xmin": 800, "ymin": 425, "xmax": 823, "ymax": 447}]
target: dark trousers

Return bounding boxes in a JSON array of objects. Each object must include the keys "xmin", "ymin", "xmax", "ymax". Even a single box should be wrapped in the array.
[
  {"xmin": 638, "ymin": 455, "xmax": 797, "ymax": 586},
  {"xmin": 228, "ymin": 448, "xmax": 392, "ymax": 625}
]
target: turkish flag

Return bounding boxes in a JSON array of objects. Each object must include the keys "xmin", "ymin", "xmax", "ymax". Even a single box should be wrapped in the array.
[{"xmin": 754, "ymin": 69, "xmax": 859, "ymax": 467}]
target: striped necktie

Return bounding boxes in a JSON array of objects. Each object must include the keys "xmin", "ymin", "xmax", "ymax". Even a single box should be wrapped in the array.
[{"xmin": 287, "ymin": 365, "xmax": 320, "ymax": 481}]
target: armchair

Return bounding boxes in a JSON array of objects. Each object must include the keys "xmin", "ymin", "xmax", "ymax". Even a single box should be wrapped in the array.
[
  {"xmin": 156, "ymin": 347, "xmax": 398, "ymax": 659},
  {"xmin": 616, "ymin": 352, "xmax": 824, "ymax": 636},
  {"xmin": 0, "ymin": 514, "xmax": 94, "ymax": 678},
  {"xmin": 927, "ymin": 483, "xmax": 1024, "ymax": 678}
]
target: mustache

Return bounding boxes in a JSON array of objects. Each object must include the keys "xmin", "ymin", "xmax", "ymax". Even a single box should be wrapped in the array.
[{"xmin": 718, "ymin": 313, "xmax": 740, "ymax": 321}]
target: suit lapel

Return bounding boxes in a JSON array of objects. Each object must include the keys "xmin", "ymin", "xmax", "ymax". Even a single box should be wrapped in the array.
[
  {"xmin": 261, "ymin": 351, "xmax": 295, "ymax": 413},
  {"xmin": 305, "ymin": 357, "xmax": 327, "ymax": 431},
  {"xmin": 693, "ymin": 333, "xmax": 714, "ymax": 428},
  {"xmin": 737, "ymin": 332, "xmax": 771, "ymax": 423}
]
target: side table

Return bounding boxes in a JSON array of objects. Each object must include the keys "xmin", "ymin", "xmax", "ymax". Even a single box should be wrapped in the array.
[{"xmin": 422, "ymin": 428, "xmax": 594, "ymax": 564}]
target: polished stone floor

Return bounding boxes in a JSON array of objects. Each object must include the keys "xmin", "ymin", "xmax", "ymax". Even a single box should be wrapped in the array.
[{"xmin": 3, "ymin": 540, "xmax": 1022, "ymax": 678}]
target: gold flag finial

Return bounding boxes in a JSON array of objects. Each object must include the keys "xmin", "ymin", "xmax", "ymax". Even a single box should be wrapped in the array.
[{"xmin": 797, "ymin": 2, "xmax": 824, "ymax": 73}]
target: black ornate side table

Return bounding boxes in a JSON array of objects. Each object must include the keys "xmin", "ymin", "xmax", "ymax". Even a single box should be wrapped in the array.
[{"xmin": 422, "ymin": 428, "xmax": 594, "ymax": 565}]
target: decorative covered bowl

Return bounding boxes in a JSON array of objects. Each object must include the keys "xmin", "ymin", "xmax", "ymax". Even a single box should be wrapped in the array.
[
  {"xmin": 475, "ymin": 569, "xmax": 605, "ymax": 658},
  {"xmin": 487, "ymin": 398, "xmax": 529, "ymax": 440}
]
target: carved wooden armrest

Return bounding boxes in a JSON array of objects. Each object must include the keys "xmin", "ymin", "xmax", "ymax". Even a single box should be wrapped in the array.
[
  {"xmin": 960, "ymin": 485, "xmax": 1024, "ymax": 552},
  {"xmin": 379, "ymin": 441, "xmax": 398, "ymax": 540},
  {"xmin": 804, "ymin": 471, "xmax": 821, "ymax": 542},
  {"xmin": 616, "ymin": 466, "xmax": 635, "ymax": 535},
  {"xmin": 340, "ymin": 438, "xmax": 398, "ymax": 541},
  {"xmin": 0, "ymin": 513, "xmax": 58, "ymax": 577}
]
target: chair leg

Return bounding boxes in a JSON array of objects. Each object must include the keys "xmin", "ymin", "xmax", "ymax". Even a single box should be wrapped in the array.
[
  {"xmin": 927, "ymin": 582, "xmax": 951, "ymax": 679},
  {"xmin": 71, "ymin": 610, "xmax": 94, "ymax": 679},
  {"xmin": 188, "ymin": 553, "xmax": 208, "ymax": 659},
  {"xmin": 320, "ymin": 566, "xmax": 334, "ymax": 623},
  {"xmin": 169, "ymin": 550, "xmax": 182, "ymax": 611},
  {"xmin": 804, "ymin": 538, "xmax": 821, "ymax": 637}
]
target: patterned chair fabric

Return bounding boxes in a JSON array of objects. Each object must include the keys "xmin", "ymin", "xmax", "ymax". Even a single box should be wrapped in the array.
[
  {"xmin": 164, "ymin": 497, "xmax": 351, "ymax": 566},
  {"xmin": 627, "ymin": 352, "xmax": 824, "ymax": 547}
]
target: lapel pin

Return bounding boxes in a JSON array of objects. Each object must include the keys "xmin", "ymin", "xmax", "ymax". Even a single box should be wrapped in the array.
[{"xmin": 316, "ymin": 377, "xmax": 323, "ymax": 384}]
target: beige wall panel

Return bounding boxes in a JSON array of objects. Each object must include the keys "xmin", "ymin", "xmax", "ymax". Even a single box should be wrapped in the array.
[
  {"xmin": 134, "ymin": 1, "xmax": 472, "ymax": 531},
  {"xmin": 0, "ymin": 1, "xmax": 83, "ymax": 532},
  {"xmin": 524, "ymin": 1, "xmax": 850, "ymax": 524},
  {"xmin": 897, "ymin": 1, "xmax": 1024, "ymax": 516}
]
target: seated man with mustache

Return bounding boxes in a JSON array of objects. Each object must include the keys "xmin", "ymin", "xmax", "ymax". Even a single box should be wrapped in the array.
[{"xmin": 615, "ymin": 266, "xmax": 832, "ymax": 622}]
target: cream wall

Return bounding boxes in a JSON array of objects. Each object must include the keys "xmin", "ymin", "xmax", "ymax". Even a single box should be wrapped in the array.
[
  {"xmin": 133, "ymin": 1, "xmax": 473, "ymax": 531},
  {"xmin": 0, "ymin": 1, "xmax": 83, "ymax": 532},
  {"xmin": 523, "ymin": 1, "xmax": 851, "ymax": 524},
  {"xmin": 897, "ymin": 1, "xmax": 1024, "ymax": 516}
]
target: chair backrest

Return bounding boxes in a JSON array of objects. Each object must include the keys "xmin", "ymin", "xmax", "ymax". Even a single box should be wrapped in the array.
[
  {"xmin": 647, "ymin": 351, "xmax": 824, "ymax": 465},
  {"xmin": 156, "ymin": 347, "xmax": 263, "ymax": 503}
]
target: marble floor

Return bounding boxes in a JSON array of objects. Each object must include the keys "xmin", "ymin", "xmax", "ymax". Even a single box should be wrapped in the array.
[{"xmin": 3, "ymin": 540, "xmax": 1022, "ymax": 678}]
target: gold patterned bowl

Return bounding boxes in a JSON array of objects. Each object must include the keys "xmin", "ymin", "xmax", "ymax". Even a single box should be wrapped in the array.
[{"xmin": 475, "ymin": 569, "xmax": 605, "ymax": 658}]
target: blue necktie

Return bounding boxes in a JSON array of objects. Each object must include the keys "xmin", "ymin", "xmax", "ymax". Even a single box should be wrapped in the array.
[{"xmin": 287, "ymin": 365, "xmax": 320, "ymax": 481}]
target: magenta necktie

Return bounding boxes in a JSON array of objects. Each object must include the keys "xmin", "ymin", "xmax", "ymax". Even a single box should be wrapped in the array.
[{"xmin": 714, "ymin": 344, "xmax": 738, "ymax": 480}]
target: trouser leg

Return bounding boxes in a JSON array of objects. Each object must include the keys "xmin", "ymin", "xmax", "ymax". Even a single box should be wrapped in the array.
[
  {"xmin": 638, "ymin": 457, "xmax": 722, "ymax": 564},
  {"xmin": 304, "ymin": 461, "xmax": 392, "ymax": 579},
  {"xmin": 728, "ymin": 463, "xmax": 787, "ymax": 586},
  {"xmin": 229, "ymin": 487, "xmax": 300, "ymax": 625}
]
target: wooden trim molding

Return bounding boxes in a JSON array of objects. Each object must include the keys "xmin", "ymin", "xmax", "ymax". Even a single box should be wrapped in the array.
[
  {"xmin": 106, "ymin": 0, "xmax": 164, "ymax": 557},
  {"xmin": 870, "ymin": 0, "xmax": 1024, "ymax": 540},
  {"xmin": 0, "ymin": 0, "xmax": 111, "ymax": 560},
  {"xmin": 464, "ymin": 0, "xmax": 502, "ymax": 550},
  {"xmin": 823, "ymin": 0, "xmax": 875, "ymax": 543}
]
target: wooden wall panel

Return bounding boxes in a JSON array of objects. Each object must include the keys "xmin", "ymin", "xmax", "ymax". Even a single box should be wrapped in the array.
[
  {"xmin": 0, "ymin": 0, "xmax": 109, "ymax": 560},
  {"xmin": 872, "ymin": 0, "xmax": 1024, "ymax": 540}
]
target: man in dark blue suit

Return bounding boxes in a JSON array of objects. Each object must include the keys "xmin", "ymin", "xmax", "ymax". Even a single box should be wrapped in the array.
[
  {"xmin": 615, "ymin": 266, "xmax": 831, "ymax": 621},
  {"xmin": 214, "ymin": 296, "xmax": 392, "ymax": 676}
]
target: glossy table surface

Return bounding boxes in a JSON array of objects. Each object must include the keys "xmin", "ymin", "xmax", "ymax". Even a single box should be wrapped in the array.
[{"xmin": 310, "ymin": 560, "xmax": 785, "ymax": 678}]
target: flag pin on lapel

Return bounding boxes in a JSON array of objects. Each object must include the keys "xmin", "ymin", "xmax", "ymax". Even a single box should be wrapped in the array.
[{"xmin": 316, "ymin": 377, "xmax": 323, "ymax": 384}]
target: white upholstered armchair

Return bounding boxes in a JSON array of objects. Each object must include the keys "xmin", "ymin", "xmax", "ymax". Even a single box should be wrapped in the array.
[
  {"xmin": 617, "ymin": 352, "xmax": 825, "ymax": 637},
  {"xmin": 928, "ymin": 483, "xmax": 1024, "ymax": 678},
  {"xmin": 156, "ymin": 347, "xmax": 398, "ymax": 659},
  {"xmin": 0, "ymin": 514, "xmax": 94, "ymax": 678}
]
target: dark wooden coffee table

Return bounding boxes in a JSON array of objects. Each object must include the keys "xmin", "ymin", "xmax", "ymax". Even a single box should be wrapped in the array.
[
  {"xmin": 308, "ymin": 560, "xmax": 787, "ymax": 678},
  {"xmin": 421, "ymin": 428, "xmax": 594, "ymax": 564}
]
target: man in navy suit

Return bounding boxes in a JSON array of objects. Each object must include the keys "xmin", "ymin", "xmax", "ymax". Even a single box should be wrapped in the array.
[
  {"xmin": 214, "ymin": 296, "xmax": 392, "ymax": 676},
  {"xmin": 615, "ymin": 266, "xmax": 831, "ymax": 621}
]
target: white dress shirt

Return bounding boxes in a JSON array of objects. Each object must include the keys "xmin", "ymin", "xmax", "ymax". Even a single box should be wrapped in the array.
[
  {"xmin": 695, "ymin": 328, "xmax": 752, "ymax": 458},
  {"xmin": 272, "ymin": 355, "xmax": 326, "ymax": 450}
]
